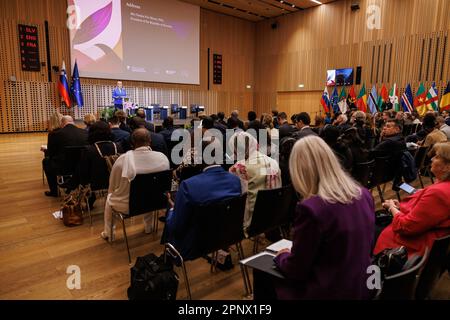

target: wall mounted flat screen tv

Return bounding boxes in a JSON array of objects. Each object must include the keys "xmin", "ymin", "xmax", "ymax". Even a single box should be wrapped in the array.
[{"xmin": 327, "ymin": 68, "xmax": 354, "ymax": 86}]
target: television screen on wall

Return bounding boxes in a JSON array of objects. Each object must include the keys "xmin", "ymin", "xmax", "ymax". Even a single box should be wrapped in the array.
[{"xmin": 327, "ymin": 68, "xmax": 354, "ymax": 86}]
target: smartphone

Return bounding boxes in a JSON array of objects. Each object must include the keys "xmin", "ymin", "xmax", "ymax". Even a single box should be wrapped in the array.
[{"xmin": 399, "ymin": 182, "xmax": 417, "ymax": 195}]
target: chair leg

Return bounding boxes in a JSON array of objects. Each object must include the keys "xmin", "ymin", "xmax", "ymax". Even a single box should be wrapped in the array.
[
  {"xmin": 210, "ymin": 251, "xmax": 218, "ymax": 273},
  {"xmin": 253, "ymin": 236, "xmax": 259, "ymax": 255},
  {"xmin": 154, "ymin": 211, "xmax": 159, "ymax": 234},
  {"xmin": 418, "ymin": 172, "xmax": 424, "ymax": 188},
  {"xmin": 110, "ymin": 211, "xmax": 115, "ymax": 244},
  {"xmin": 236, "ymin": 242, "xmax": 252, "ymax": 296},
  {"xmin": 180, "ymin": 261, "xmax": 192, "ymax": 300},
  {"xmin": 120, "ymin": 215, "xmax": 131, "ymax": 264},
  {"xmin": 376, "ymin": 185, "xmax": 385, "ymax": 203}
]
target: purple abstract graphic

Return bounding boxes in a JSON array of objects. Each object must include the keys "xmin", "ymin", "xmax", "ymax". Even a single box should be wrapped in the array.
[{"xmin": 72, "ymin": 1, "xmax": 113, "ymax": 45}]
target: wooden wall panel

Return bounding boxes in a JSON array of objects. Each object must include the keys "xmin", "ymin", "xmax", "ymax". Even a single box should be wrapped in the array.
[
  {"xmin": 277, "ymin": 91, "xmax": 323, "ymax": 121},
  {"xmin": 0, "ymin": 1, "xmax": 254, "ymax": 132},
  {"xmin": 255, "ymin": 0, "xmax": 450, "ymax": 115}
]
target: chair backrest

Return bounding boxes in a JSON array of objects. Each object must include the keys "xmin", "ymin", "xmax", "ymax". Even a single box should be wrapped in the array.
[
  {"xmin": 352, "ymin": 159, "xmax": 375, "ymax": 188},
  {"xmin": 370, "ymin": 156, "xmax": 396, "ymax": 187},
  {"xmin": 189, "ymin": 194, "xmax": 247, "ymax": 259},
  {"xmin": 415, "ymin": 235, "xmax": 450, "ymax": 299},
  {"xmin": 60, "ymin": 145, "xmax": 85, "ymax": 175},
  {"xmin": 246, "ymin": 185, "xmax": 297, "ymax": 238},
  {"xmin": 128, "ymin": 171, "xmax": 172, "ymax": 216},
  {"xmin": 414, "ymin": 146, "xmax": 430, "ymax": 170},
  {"xmin": 379, "ymin": 248, "xmax": 429, "ymax": 300}
]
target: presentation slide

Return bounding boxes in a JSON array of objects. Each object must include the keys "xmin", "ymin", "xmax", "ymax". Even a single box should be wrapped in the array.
[{"xmin": 68, "ymin": 0, "xmax": 200, "ymax": 84}]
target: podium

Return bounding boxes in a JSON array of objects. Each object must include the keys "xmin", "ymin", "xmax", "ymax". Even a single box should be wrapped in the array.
[{"xmin": 161, "ymin": 106, "xmax": 169, "ymax": 120}]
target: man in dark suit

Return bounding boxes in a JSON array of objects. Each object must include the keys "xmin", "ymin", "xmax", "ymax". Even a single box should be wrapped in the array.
[
  {"xmin": 227, "ymin": 110, "xmax": 244, "ymax": 130},
  {"xmin": 128, "ymin": 116, "xmax": 168, "ymax": 156},
  {"xmin": 109, "ymin": 115, "xmax": 130, "ymax": 145},
  {"xmin": 278, "ymin": 112, "xmax": 297, "ymax": 139},
  {"xmin": 43, "ymin": 116, "xmax": 88, "ymax": 196},
  {"xmin": 292, "ymin": 112, "xmax": 318, "ymax": 140},
  {"xmin": 163, "ymin": 142, "xmax": 242, "ymax": 259},
  {"xmin": 136, "ymin": 108, "xmax": 155, "ymax": 132}
]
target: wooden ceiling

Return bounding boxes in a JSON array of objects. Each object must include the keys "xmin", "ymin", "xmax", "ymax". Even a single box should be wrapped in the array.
[{"xmin": 180, "ymin": 0, "xmax": 337, "ymax": 22}]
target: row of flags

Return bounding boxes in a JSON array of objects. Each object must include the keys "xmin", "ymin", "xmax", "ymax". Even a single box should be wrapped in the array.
[
  {"xmin": 58, "ymin": 60, "xmax": 84, "ymax": 108},
  {"xmin": 320, "ymin": 82, "xmax": 450, "ymax": 116}
]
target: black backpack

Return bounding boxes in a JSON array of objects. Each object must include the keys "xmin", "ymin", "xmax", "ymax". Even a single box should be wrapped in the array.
[
  {"xmin": 127, "ymin": 253, "xmax": 179, "ymax": 300},
  {"xmin": 401, "ymin": 150, "xmax": 417, "ymax": 183}
]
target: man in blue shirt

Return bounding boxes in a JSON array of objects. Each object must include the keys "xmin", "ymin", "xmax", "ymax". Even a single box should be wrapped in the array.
[
  {"xmin": 112, "ymin": 81, "xmax": 127, "ymax": 110},
  {"xmin": 163, "ymin": 141, "xmax": 242, "ymax": 259}
]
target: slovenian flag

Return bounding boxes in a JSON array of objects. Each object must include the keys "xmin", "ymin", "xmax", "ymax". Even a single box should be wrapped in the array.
[
  {"xmin": 320, "ymin": 87, "xmax": 330, "ymax": 113},
  {"xmin": 58, "ymin": 61, "xmax": 71, "ymax": 108}
]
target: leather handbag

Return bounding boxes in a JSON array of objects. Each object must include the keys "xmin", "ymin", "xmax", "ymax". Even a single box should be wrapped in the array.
[
  {"xmin": 374, "ymin": 246, "xmax": 408, "ymax": 278},
  {"xmin": 61, "ymin": 185, "xmax": 91, "ymax": 227}
]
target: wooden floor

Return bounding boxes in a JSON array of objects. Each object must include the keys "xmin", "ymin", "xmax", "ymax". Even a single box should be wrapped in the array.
[{"xmin": 0, "ymin": 133, "xmax": 448, "ymax": 300}]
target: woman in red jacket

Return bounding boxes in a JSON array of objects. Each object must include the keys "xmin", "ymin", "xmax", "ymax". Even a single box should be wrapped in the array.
[{"xmin": 374, "ymin": 142, "xmax": 450, "ymax": 257}]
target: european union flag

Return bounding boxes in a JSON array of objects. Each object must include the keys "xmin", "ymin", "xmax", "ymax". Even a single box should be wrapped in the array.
[
  {"xmin": 70, "ymin": 60, "xmax": 84, "ymax": 108},
  {"xmin": 330, "ymin": 86, "xmax": 339, "ymax": 114}
]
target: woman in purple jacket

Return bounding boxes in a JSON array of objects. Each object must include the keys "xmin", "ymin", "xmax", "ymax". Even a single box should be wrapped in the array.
[{"xmin": 270, "ymin": 135, "xmax": 375, "ymax": 300}]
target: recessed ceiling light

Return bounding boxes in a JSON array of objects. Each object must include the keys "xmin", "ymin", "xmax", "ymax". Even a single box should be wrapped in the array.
[
  {"xmin": 311, "ymin": 0, "xmax": 323, "ymax": 4},
  {"xmin": 298, "ymin": 84, "xmax": 305, "ymax": 88},
  {"xmin": 292, "ymin": 4, "xmax": 295, "ymax": 8}
]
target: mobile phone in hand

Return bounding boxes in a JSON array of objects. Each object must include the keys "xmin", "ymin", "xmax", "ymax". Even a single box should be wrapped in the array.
[{"xmin": 398, "ymin": 182, "xmax": 417, "ymax": 195}]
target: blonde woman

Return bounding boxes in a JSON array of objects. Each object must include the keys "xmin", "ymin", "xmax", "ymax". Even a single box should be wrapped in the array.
[
  {"xmin": 268, "ymin": 135, "xmax": 375, "ymax": 300},
  {"xmin": 84, "ymin": 113, "xmax": 96, "ymax": 132}
]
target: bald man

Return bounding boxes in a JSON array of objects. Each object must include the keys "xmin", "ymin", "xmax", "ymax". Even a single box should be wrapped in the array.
[
  {"xmin": 43, "ymin": 115, "xmax": 88, "ymax": 196},
  {"xmin": 101, "ymin": 128, "xmax": 170, "ymax": 240}
]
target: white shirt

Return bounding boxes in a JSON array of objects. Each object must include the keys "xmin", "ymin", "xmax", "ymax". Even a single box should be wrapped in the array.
[{"xmin": 107, "ymin": 147, "xmax": 170, "ymax": 212}]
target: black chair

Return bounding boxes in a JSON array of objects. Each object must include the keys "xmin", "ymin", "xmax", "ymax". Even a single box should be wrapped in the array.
[
  {"xmin": 56, "ymin": 146, "xmax": 86, "ymax": 195},
  {"xmin": 369, "ymin": 156, "xmax": 399, "ymax": 203},
  {"xmin": 165, "ymin": 194, "xmax": 249, "ymax": 300},
  {"xmin": 111, "ymin": 171, "xmax": 172, "ymax": 263},
  {"xmin": 377, "ymin": 248, "xmax": 429, "ymax": 300},
  {"xmin": 352, "ymin": 159, "xmax": 375, "ymax": 188},
  {"xmin": 414, "ymin": 146, "xmax": 431, "ymax": 188},
  {"xmin": 415, "ymin": 235, "xmax": 450, "ymax": 299},
  {"xmin": 247, "ymin": 185, "xmax": 297, "ymax": 254}
]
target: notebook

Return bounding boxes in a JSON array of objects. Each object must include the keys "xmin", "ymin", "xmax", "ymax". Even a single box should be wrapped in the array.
[{"xmin": 239, "ymin": 239, "xmax": 292, "ymax": 279}]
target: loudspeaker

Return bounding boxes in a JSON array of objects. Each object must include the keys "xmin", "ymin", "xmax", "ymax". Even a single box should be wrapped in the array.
[
  {"xmin": 355, "ymin": 66, "xmax": 362, "ymax": 85},
  {"xmin": 271, "ymin": 22, "xmax": 278, "ymax": 30},
  {"xmin": 351, "ymin": 3, "xmax": 360, "ymax": 11}
]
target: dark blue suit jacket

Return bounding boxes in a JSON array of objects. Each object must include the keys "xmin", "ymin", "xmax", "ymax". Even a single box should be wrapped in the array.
[{"xmin": 165, "ymin": 166, "xmax": 241, "ymax": 259}]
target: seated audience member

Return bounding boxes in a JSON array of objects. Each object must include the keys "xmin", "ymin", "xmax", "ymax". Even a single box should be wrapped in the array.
[
  {"xmin": 79, "ymin": 121, "xmax": 123, "ymax": 192},
  {"xmin": 370, "ymin": 119, "xmax": 406, "ymax": 169},
  {"xmin": 272, "ymin": 110, "xmax": 279, "ymax": 129},
  {"xmin": 84, "ymin": 114, "xmax": 96, "ymax": 132},
  {"xmin": 333, "ymin": 114, "xmax": 351, "ymax": 133},
  {"xmin": 43, "ymin": 116, "xmax": 88, "ymax": 197},
  {"xmin": 227, "ymin": 110, "xmax": 244, "ymax": 130},
  {"xmin": 115, "ymin": 110, "xmax": 131, "ymax": 133},
  {"xmin": 279, "ymin": 136, "xmax": 296, "ymax": 187},
  {"xmin": 129, "ymin": 116, "xmax": 168, "ymax": 156},
  {"xmin": 229, "ymin": 132, "xmax": 281, "ymax": 232},
  {"xmin": 278, "ymin": 112, "xmax": 297, "ymax": 139},
  {"xmin": 109, "ymin": 115, "xmax": 130, "ymax": 145},
  {"xmin": 258, "ymin": 136, "xmax": 375, "ymax": 300},
  {"xmin": 101, "ymin": 129, "xmax": 170, "ymax": 240},
  {"xmin": 135, "ymin": 107, "xmax": 155, "ymax": 132},
  {"xmin": 163, "ymin": 141, "xmax": 242, "ymax": 259},
  {"xmin": 374, "ymin": 142, "xmax": 450, "ymax": 257},
  {"xmin": 321, "ymin": 125, "xmax": 353, "ymax": 172},
  {"xmin": 160, "ymin": 116, "xmax": 176, "ymax": 147},
  {"xmin": 261, "ymin": 113, "xmax": 279, "ymax": 140},
  {"xmin": 421, "ymin": 113, "xmax": 447, "ymax": 156},
  {"xmin": 292, "ymin": 112, "xmax": 318, "ymax": 140},
  {"xmin": 227, "ymin": 116, "xmax": 244, "ymax": 134},
  {"xmin": 437, "ymin": 116, "xmax": 450, "ymax": 140},
  {"xmin": 312, "ymin": 115, "xmax": 325, "ymax": 135},
  {"xmin": 173, "ymin": 132, "xmax": 204, "ymax": 184},
  {"xmin": 217, "ymin": 112, "xmax": 227, "ymax": 127},
  {"xmin": 352, "ymin": 111, "xmax": 373, "ymax": 148},
  {"xmin": 211, "ymin": 114, "xmax": 227, "ymax": 134}
]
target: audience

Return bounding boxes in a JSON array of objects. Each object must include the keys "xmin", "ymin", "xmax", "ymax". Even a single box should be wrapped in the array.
[
  {"xmin": 292, "ymin": 112, "xmax": 318, "ymax": 140},
  {"xmin": 229, "ymin": 132, "xmax": 281, "ymax": 233},
  {"xmin": 43, "ymin": 116, "xmax": 88, "ymax": 197},
  {"xmin": 163, "ymin": 140, "xmax": 242, "ymax": 259},
  {"xmin": 129, "ymin": 116, "xmax": 168, "ymax": 156},
  {"xmin": 437, "ymin": 116, "xmax": 450, "ymax": 140},
  {"xmin": 255, "ymin": 136, "xmax": 375, "ymax": 300},
  {"xmin": 83, "ymin": 114, "xmax": 96, "ymax": 132},
  {"xmin": 374, "ymin": 142, "xmax": 450, "ymax": 257},
  {"xmin": 115, "ymin": 110, "xmax": 131, "ymax": 133},
  {"xmin": 227, "ymin": 110, "xmax": 244, "ymax": 130},
  {"xmin": 278, "ymin": 112, "xmax": 296, "ymax": 139},
  {"xmin": 109, "ymin": 115, "xmax": 130, "ymax": 145},
  {"xmin": 101, "ymin": 129, "xmax": 170, "ymax": 240}
]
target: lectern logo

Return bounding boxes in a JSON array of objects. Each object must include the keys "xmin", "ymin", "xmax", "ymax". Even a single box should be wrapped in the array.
[
  {"xmin": 366, "ymin": 4, "xmax": 381, "ymax": 30},
  {"xmin": 66, "ymin": 265, "xmax": 81, "ymax": 290}
]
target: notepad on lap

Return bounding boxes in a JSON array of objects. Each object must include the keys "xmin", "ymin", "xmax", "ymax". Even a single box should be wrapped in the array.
[{"xmin": 265, "ymin": 239, "xmax": 292, "ymax": 253}]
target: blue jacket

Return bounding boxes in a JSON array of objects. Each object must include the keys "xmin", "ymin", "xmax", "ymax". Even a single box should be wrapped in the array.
[
  {"xmin": 165, "ymin": 166, "xmax": 241, "ymax": 259},
  {"xmin": 112, "ymin": 87, "xmax": 127, "ymax": 105}
]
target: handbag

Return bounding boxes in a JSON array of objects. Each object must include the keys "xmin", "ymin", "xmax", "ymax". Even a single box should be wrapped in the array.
[
  {"xmin": 61, "ymin": 185, "xmax": 91, "ymax": 227},
  {"xmin": 374, "ymin": 246, "xmax": 408, "ymax": 278},
  {"xmin": 94, "ymin": 141, "xmax": 121, "ymax": 172},
  {"xmin": 375, "ymin": 209, "xmax": 393, "ymax": 228}
]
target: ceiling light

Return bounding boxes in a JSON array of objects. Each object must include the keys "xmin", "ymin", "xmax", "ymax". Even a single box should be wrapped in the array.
[
  {"xmin": 311, "ymin": 0, "xmax": 323, "ymax": 4},
  {"xmin": 246, "ymin": 85, "xmax": 252, "ymax": 89},
  {"xmin": 298, "ymin": 84, "xmax": 304, "ymax": 88},
  {"xmin": 292, "ymin": 4, "xmax": 295, "ymax": 8}
]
